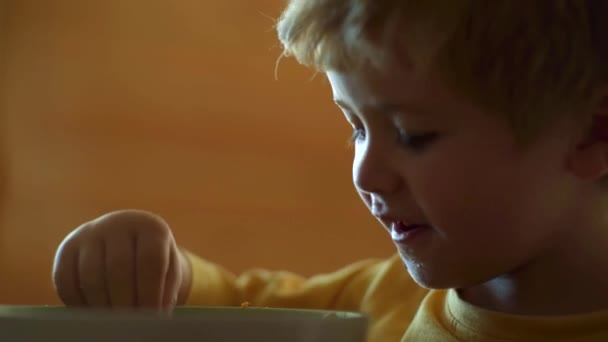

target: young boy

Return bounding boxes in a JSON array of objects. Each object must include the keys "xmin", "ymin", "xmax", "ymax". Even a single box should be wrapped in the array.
[{"xmin": 52, "ymin": 1, "xmax": 608, "ymax": 341}]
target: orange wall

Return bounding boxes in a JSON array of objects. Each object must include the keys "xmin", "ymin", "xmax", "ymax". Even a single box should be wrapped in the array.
[{"xmin": 0, "ymin": 1, "xmax": 393, "ymax": 305}]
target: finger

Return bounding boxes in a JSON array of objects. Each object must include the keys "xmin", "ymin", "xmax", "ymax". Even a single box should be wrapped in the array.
[
  {"xmin": 78, "ymin": 240, "xmax": 110, "ymax": 307},
  {"xmin": 161, "ymin": 244, "xmax": 181, "ymax": 311},
  {"xmin": 105, "ymin": 234, "xmax": 136, "ymax": 308},
  {"xmin": 135, "ymin": 234, "xmax": 170, "ymax": 310},
  {"xmin": 53, "ymin": 241, "xmax": 86, "ymax": 306}
]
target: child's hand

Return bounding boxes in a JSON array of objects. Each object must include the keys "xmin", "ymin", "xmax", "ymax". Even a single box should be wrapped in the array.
[{"xmin": 52, "ymin": 210, "xmax": 191, "ymax": 312}]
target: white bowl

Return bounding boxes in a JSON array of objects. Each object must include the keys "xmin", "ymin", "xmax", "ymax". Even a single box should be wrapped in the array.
[{"xmin": 0, "ymin": 306, "xmax": 368, "ymax": 342}]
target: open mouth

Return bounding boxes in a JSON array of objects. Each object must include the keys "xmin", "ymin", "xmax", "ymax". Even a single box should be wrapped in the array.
[{"xmin": 391, "ymin": 221, "xmax": 431, "ymax": 242}]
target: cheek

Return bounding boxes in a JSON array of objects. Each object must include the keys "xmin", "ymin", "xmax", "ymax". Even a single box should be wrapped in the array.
[
  {"xmin": 351, "ymin": 147, "xmax": 363, "ymax": 182},
  {"xmin": 352, "ymin": 148, "xmax": 372, "ymax": 205},
  {"xmin": 409, "ymin": 149, "xmax": 525, "ymax": 234},
  {"xmin": 351, "ymin": 148, "xmax": 363, "ymax": 192}
]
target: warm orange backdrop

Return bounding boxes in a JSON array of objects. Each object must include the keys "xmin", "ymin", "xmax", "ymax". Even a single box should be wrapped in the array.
[{"xmin": 0, "ymin": 1, "xmax": 393, "ymax": 305}]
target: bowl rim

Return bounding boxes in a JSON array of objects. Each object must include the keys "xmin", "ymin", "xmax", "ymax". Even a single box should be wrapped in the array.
[{"xmin": 0, "ymin": 305, "xmax": 368, "ymax": 322}]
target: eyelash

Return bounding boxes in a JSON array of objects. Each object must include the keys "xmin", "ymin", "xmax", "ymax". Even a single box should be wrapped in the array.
[
  {"xmin": 348, "ymin": 128, "xmax": 438, "ymax": 151},
  {"xmin": 349, "ymin": 128, "xmax": 366, "ymax": 143}
]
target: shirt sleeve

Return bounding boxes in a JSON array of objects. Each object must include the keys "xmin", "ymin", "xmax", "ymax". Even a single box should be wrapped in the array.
[
  {"xmin": 182, "ymin": 251, "xmax": 429, "ymax": 342},
  {"xmin": 183, "ymin": 250, "xmax": 383, "ymax": 310}
]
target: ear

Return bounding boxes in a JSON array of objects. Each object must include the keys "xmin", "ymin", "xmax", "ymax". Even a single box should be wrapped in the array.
[{"xmin": 566, "ymin": 100, "xmax": 608, "ymax": 181}]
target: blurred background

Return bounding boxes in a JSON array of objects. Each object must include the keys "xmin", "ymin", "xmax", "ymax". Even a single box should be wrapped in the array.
[{"xmin": 0, "ymin": 0, "xmax": 392, "ymax": 304}]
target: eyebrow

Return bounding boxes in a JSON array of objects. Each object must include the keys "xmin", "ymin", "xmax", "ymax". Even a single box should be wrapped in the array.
[{"xmin": 333, "ymin": 99, "xmax": 428, "ymax": 116}]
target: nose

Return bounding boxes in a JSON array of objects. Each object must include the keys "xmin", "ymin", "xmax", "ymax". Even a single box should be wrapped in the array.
[{"xmin": 353, "ymin": 139, "xmax": 403, "ymax": 196}]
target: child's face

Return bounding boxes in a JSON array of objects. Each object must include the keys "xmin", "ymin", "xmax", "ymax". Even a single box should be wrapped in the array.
[{"xmin": 327, "ymin": 60, "xmax": 587, "ymax": 289}]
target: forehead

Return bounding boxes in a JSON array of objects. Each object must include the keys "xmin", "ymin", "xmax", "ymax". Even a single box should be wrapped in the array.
[{"xmin": 326, "ymin": 62, "xmax": 460, "ymax": 117}]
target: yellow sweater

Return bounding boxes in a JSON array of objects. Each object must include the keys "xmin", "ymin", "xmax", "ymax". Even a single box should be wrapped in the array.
[{"xmin": 184, "ymin": 253, "xmax": 608, "ymax": 341}]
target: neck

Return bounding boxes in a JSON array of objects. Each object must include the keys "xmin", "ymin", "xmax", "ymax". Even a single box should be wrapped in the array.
[{"xmin": 459, "ymin": 207, "xmax": 608, "ymax": 316}]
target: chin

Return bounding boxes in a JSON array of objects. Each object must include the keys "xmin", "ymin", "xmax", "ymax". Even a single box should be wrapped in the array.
[
  {"xmin": 409, "ymin": 274, "xmax": 454, "ymax": 290},
  {"xmin": 402, "ymin": 258, "xmax": 489, "ymax": 290},
  {"xmin": 402, "ymin": 259, "xmax": 449, "ymax": 289}
]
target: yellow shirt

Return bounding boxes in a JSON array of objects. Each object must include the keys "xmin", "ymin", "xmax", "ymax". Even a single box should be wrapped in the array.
[{"xmin": 184, "ymin": 252, "xmax": 608, "ymax": 341}]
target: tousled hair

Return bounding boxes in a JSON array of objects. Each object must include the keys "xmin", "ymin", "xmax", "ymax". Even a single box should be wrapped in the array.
[{"xmin": 277, "ymin": 0, "xmax": 608, "ymax": 142}]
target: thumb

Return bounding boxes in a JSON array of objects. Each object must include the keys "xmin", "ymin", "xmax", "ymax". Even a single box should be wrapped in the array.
[
  {"xmin": 162, "ymin": 244, "xmax": 183, "ymax": 311},
  {"xmin": 177, "ymin": 247, "xmax": 192, "ymax": 306}
]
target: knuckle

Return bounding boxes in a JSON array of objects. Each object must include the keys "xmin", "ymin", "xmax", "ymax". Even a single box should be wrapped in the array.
[
  {"xmin": 53, "ymin": 244, "xmax": 71, "ymax": 267},
  {"xmin": 53, "ymin": 237, "xmax": 84, "ymax": 276},
  {"xmin": 95, "ymin": 210, "xmax": 172, "ymax": 240},
  {"xmin": 57, "ymin": 222, "xmax": 94, "ymax": 253},
  {"xmin": 139, "ymin": 216, "xmax": 171, "ymax": 239}
]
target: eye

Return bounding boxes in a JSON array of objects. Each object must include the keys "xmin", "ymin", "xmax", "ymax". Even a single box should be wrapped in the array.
[
  {"xmin": 399, "ymin": 132, "xmax": 439, "ymax": 151},
  {"xmin": 348, "ymin": 128, "xmax": 367, "ymax": 144}
]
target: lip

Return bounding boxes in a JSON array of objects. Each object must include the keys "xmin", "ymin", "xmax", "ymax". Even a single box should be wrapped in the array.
[
  {"xmin": 390, "ymin": 222, "xmax": 430, "ymax": 242},
  {"xmin": 374, "ymin": 214, "xmax": 426, "ymax": 229},
  {"xmin": 373, "ymin": 214, "xmax": 431, "ymax": 243}
]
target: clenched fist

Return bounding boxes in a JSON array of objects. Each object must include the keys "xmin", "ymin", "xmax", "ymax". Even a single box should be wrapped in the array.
[{"xmin": 52, "ymin": 210, "xmax": 192, "ymax": 311}]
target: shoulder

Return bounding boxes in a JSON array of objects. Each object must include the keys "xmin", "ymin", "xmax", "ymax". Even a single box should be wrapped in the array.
[{"xmin": 359, "ymin": 254, "xmax": 430, "ymax": 341}]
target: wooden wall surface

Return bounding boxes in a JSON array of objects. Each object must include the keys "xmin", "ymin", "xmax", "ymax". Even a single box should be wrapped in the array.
[{"xmin": 0, "ymin": 0, "xmax": 392, "ymax": 304}]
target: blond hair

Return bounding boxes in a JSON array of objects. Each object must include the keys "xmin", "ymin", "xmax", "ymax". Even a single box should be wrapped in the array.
[{"xmin": 276, "ymin": 0, "xmax": 608, "ymax": 143}]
